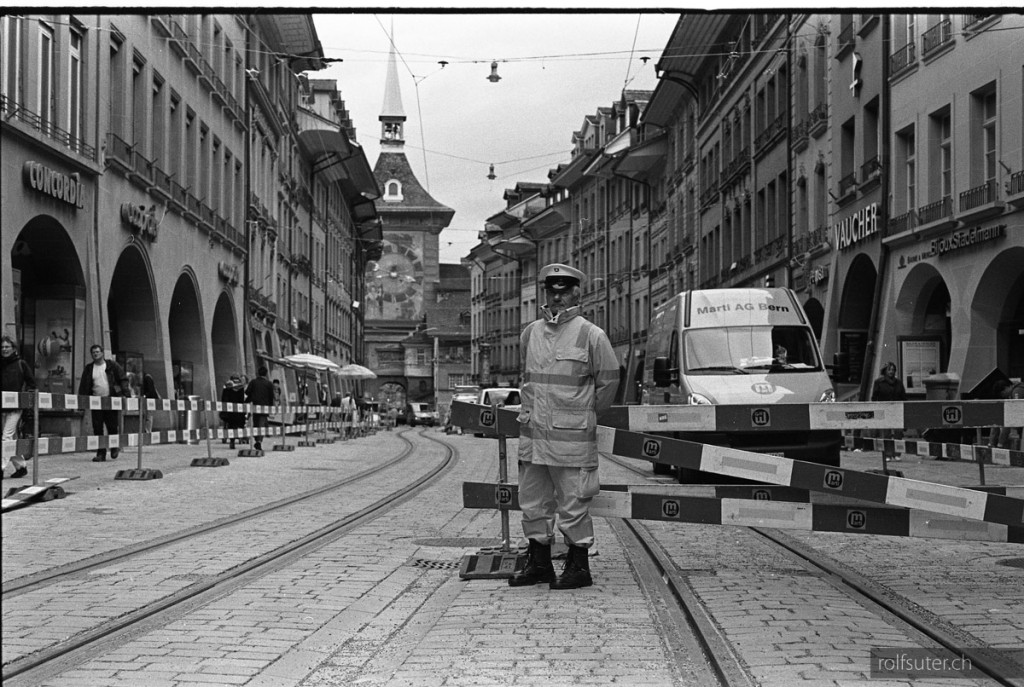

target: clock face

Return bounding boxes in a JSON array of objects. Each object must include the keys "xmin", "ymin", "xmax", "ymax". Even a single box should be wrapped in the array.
[
  {"xmin": 372, "ymin": 244, "xmax": 422, "ymax": 301},
  {"xmin": 365, "ymin": 239, "xmax": 425, "ymax": 320}
]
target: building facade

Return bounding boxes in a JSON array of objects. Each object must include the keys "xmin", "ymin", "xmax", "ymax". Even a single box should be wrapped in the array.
[
  {"xmin": 467, "ymin": 12, "xmax": 1023, "ymax": 400},
  {"xmin": 1, "ymin": 13, "xmax": 379, "ymax": 433}
]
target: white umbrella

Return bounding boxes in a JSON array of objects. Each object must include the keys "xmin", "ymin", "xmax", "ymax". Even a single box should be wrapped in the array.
[
  {"xmin": 282, "ymin": 353, "xmax": 341, "ymax": 371},
  {"xmin": 335, "ymin": 363, "xmax": 377, "ymax": 379}
]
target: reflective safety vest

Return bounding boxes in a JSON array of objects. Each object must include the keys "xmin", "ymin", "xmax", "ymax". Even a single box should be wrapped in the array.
[{"xmin": 518, "ymin": 310, "xmax": 620, "ymax": 468}]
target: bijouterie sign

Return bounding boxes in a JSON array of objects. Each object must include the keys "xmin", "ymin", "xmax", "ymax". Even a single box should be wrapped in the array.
[
  {"xmin": 23, "ymin": 161, "xmax": 86, "ymax": 209},
  {"xmin": 930, "ymin": 224, "xmax": 1005, "ymax": 256}
]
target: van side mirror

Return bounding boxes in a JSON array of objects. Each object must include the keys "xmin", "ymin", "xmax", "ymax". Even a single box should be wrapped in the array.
[{"xmin": 652, "ymin": 356, "xmax": 678, "ymax": 387}]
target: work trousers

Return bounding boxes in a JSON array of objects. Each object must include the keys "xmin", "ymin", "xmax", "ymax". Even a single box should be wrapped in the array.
[
  {"xmin": 2, "ymin": 410, "xmax": 26, "ymax": 471},
  {"xmin": 252, "ymin": 414, "xmax": 268, "ymax": 448},
  {"xmin": 518, "ymin": 461, "xmax": 600, "ymax": 548},
  {"xmin": 90, "ymin": 408, "xmax": 120, "ymax": 456}
]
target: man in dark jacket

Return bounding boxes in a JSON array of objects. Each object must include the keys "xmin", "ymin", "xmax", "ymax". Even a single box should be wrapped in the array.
[
  {"xmin": 245, "ymin": 366, "xmax": 275, "ymax": 451},
  {"xmin": 78, "ymin": 344, "xmax": 130, "ymax": 461},
  {"xmin": 2, "ymin": 335, "xmax": 36, "ymax": 479}
]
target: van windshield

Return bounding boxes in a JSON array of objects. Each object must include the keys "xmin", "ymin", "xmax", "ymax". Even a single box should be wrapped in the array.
[{"xmin": 684, "ymin": 326, "xmax": 822, "ymax": 374}]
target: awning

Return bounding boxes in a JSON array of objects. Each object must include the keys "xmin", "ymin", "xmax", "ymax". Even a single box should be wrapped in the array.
[
  {"xmin": 550, "ymin": 149, "xmax": 598, "ymax": 189},
  {"xmin": 523, "ymin": 202, "xmax": 569, "ymax": 234},
  {"xmin": 297, "ymin": 129, "xmax": 354, "ymax": 181},
  {"xmin": 613, "ymin": 133, "xmax": 668, "ymax": 182},
  {"xmin": 296, "ymin": 130, "xmax": 380, "ymax": 211},
  {"xmin": 490, "ymin": 235, "xmax": 534, "ymax": 257}
]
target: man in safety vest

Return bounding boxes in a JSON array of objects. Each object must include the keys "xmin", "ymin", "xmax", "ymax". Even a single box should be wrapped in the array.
[{"xmin": 509, "ymin": 263, "xmax": 619, "ymax": 589}]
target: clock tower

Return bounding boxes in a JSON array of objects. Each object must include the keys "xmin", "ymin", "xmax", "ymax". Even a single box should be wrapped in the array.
[{"xmin": 363, "ymin": 40, "xmax": 454, "ymax": 408}]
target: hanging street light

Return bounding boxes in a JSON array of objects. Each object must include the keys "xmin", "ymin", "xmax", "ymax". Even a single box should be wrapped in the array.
[{"xmin": 487, "ymin": 61, "xmax": 501, "ymax": 83}]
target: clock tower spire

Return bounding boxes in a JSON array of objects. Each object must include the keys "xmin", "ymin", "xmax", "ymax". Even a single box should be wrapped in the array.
[{"xmin": 379, "ymin": 41, "xmax": 406, "ymax": 149}]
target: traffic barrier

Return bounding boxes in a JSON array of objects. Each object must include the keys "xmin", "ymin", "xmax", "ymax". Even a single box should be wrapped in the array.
[
  {"xmin": 845, "ymin": 433, "xmax": 1024, "ymax": 467},
  {"xmin": 2, "ymin": 390, "xmax": 365, "ymax": 507},
  {"xmin": 462, "ymin": 482, "xmax": 1023, "ymax": 543},
  {"xmin": 2, "ymin": 477, "xmax": 76, "ymax": 510},
  {"xmin": 449, "ymin": 400, "xmax": 1024, "ymax": 530}
]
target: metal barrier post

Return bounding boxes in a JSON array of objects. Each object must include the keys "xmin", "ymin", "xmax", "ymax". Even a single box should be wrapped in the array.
[
  {"xmin": 30, "ymin": 390, "xmax": 40, "ymax": 486},
  {"xmin": 136, "ymin": 398, "xmax": 144, "ymax": 470},
  {"xmin": 497, "ymin": 428, "xmax": 511, "ymax": 553},
  {"xmin": 204, "ymin": 399, "xmax": 213, "ymax": 459}
]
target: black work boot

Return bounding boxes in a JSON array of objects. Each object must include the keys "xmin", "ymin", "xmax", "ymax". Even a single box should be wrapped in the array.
[
  {"xmin": 550, "ymin": 544, "xmax": 592, "ymax": 589},
  {"xmin": 508, "ymin": 540, "xmax": 555, "ymax": 587}
]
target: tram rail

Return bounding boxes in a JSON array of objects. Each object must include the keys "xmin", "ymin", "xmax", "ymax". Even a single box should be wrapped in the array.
[
  {"xmin": 2, "ymin": 428, "xmax": 457, "ymax": 686},
  {"xmin": 606, "ymin": 453, "xmax": 1019, "ymax": 685}
]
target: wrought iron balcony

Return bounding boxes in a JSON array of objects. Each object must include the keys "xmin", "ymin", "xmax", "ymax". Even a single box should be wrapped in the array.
[
  {"xmin": 922, "ymin": 19, "xmax": 953, "ymax": 57},
  {"xmin": 917, "ymin": 196, "xmax": 953, "ymax": 225},
  {"xmin": 890, "ymin": 42, "xmax": 916, "ymax": 75}
]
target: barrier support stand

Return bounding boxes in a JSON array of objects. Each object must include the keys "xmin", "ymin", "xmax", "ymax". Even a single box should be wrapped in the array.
[
  {"xmin": 459, "ymin": 402, "xmax": 523, "ymax": 580},
  {"xmin": 977, "ymin": 444, "xmax": 987, "ymax": 486},
  {"xmin": 116, "ymin": 397, "xmax": 162, "ymax": 480},
  {"xmin": 298, "ymin": 405, "xmax": 316, "ymax": 447},
  {"xmin": 272, "ymin": 404, "xmax": 293, "ymax": 451},
  {"xmin": 3, "ymin": 391, "xmax": 75, "ymax": 508},
  {"xmin": 192, "ymin": 399, "xmax": 229, "ymax": 467}
]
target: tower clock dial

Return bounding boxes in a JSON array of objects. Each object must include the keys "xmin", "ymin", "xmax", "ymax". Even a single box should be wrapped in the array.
[{"xmin": 374, "ymin": 243, "xmax": 423, "ymax": 303}]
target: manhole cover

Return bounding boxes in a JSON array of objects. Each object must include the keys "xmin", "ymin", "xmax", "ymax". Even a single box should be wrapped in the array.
[
  {"xmin": 413, "ymin": 537, "xmax": 502, "ymax": 547},
  {"xmin": 996, "ymin": 558, "xmax": 1024, "ymax": 570}
]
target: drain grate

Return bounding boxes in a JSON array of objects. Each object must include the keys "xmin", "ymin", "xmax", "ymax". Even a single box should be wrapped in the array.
[{"xmin": 410, "ymin": 558, "xmax": 461, "ymax": 570}]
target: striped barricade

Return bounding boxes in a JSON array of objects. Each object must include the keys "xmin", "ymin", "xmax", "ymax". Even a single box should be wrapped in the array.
[
  {"xmin": 461, "ymin": 481, "xmax": 1024, "ymax": 543},
  {"xmin": 449, "ymin": 399, "xmax": 1024, "ymax": 531},
  {"xmin": 845, "ymin": 434, "xmax": 1024, "ymax": 467}
]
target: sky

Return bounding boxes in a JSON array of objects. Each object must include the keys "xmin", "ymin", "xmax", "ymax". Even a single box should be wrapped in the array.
[{"xmin": 310, "ymin": 11, "xmax": 681, "ymax": 264}]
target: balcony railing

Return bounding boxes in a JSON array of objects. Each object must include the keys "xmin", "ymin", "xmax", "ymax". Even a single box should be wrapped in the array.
[
  {"xmin": 959, "ymin": 180, "xmax": 998, "ymax": 212},
  {"xmin": 2, "ymin": 94, "xmax": 97, "ymax": 160},
  {"xmin": 1006, "ymin": 170, "xmax": 1024, "ymax": 196},
  {"xmin": 754, "ymin": 114, "xmax": 786, "ymax": 155},
  {"xmin": 860, "ymin": 156, "xmax": 881, "ymax": 182},
  {"xmin": 808, "ymin": 101, "xmax": 828, "ymax": 137},
  {"xmin": 964, "ymin": 14, "xmax": 993, "ymax": 32},
  {"xmin": 890, "ymin": 42, "xmax": 916, "ymax": 74},
  {"xmin": 917, "ymin": 196, "xmax": 953, "ymax": 225},
  {"xmin": 838, "ymin": 172, "xmax": 858, "ymax": 198},
  {"xmin": 922, "ymin": 19, "xmax": 953, "ymax": 57},
  {"xmin": 886, "ymin": 210, "xmax": 917, "ymax": 238}
]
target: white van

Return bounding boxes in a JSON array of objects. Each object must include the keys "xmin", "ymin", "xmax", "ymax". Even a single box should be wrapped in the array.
[{"xmin": 642, "ymin": 288, "xmax": 840, "ymax": 480}]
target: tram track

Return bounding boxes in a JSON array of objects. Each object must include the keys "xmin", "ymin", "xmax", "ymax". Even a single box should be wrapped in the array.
[
  {"xmin": 605, "ymin": 453, "xmax": 1019, "ymax": 685},
  {"xmin": 3, "ymin": 428, "xmax": 421, "ymax": 598},
  {"xmin": 1, "ymin": 428, "xmax": 459, "ymax": 685}
]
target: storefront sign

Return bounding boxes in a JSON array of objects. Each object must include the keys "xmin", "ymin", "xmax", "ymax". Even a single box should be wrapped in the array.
[
  {"xmin": 22, "ymin": 161, "xmax": 86, "ymax": 209},
  {"xmin": 809, "ymin": 264, "xmax": 830, "ymax": 286},
  {"xmin": 218, "ymin": 261, "xmax": 240, "ymax": 286},
  {"xmin": 833, "ymin": 202, "xmax": 879, "ymax": 250},
  {"xmin": 121, "ymin": 203, "xmax": 159, "ymax": 241},
  {"xmin": 930, "ymin": 224, "xmax": 1005, "ymax": 257}
]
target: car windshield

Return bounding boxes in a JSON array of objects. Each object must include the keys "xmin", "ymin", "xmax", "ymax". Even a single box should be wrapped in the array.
[
  {"xmin": 410, "ymin": 403, "xmax": 430, "ymax": 412},
  {"xmin": 482, "ymin": 389, "xmax": 518, "ymax": 405},
  {"xmin": 683, "ymin": 326, "xmax": 822, "ymax": 374}
]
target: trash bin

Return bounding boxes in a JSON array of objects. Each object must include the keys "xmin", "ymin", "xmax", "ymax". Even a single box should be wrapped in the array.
[
  {"xmin": 178, "ymin": 394, "xmax": 202, "ymax": 444},
  {"xmin": 923, "ymin": 372, "xmax": 960, "ymax": 401}
]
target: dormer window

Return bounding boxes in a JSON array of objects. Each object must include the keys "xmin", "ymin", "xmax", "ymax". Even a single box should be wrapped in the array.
[{"xmin": 384, "ymin": 179, "xmax": 403, "ymax": 201}]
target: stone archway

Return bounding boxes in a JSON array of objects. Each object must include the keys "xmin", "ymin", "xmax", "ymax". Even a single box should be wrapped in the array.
[
  {"xmin": 211, "ymin": 291, "xmax": 241, "ymax": 389},
  {"xmin": 108, "ymin": 246, "xmax": 162, "ymax": 397},
  {"xmin": 168, "ymin": 271, "xmax": 209, "ymax": 400},
  {"xmin": 10, "ymin": 215, "xmax": 86, "ymax": 397}
]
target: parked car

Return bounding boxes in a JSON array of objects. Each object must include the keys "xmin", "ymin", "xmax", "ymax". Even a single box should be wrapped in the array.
[
  {"xmin": 474, "ymin": 387, "xmax": 521, "ymax": 436},
  {"xmin": 405, "ymin": 402, "xmax": 438, "ymax": 427}
]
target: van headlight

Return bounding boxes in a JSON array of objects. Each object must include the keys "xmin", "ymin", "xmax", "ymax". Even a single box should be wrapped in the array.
[
  {"xmin": 688, "ymin": 392, "xmax": 713, "ymax": 405},
  {"xmin": 818, "ymin": 389, "xmax": 836, "ymax": 403}
]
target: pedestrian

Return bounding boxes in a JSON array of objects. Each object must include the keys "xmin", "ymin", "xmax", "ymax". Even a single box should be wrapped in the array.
[
  {"xmin": 245, "ymin": 365, "xmax": 275, "ymax": 451},
  {"xmin": 509, "ymin": 263, "xmax": 619, "ymax": 590},
  {"xmin": 1, "ymin": 335, "xmax": 35, "ymax": 479},
  {"xmin": 871, "ymin": 361, "xmax": 907, "ymax": 461},
  {"xmin": 219, "ymin": 375, "xmax": 247, "ymax": 449},
  {"xmin": 142, "ymin": 373, "xmax": 160, "ymax": 433},
  {"xmin": 78, "ymin": 344, "xmax": 130, "ymax": 461}
]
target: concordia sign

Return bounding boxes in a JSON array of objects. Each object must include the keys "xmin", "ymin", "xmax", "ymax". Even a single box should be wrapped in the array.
[
  {"xmin": 833, "ymin": 201, "xmax": 879, "ymax": 250},
  {"xmin": 23, "ymin": 161, "xmax": 86, "ymax": 209}
]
